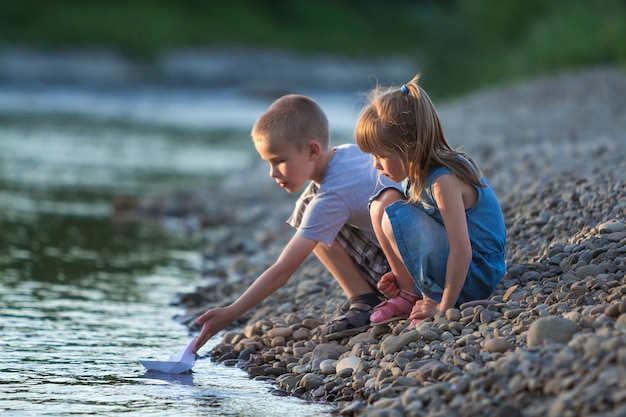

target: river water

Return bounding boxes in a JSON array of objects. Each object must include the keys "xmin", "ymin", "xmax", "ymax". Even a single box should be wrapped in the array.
[{"xmin": 0, "ymin": 82, "xmax": 361, "ymax": 416}]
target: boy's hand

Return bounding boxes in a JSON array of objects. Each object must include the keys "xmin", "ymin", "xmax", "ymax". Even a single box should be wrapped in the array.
[
  {"xmin": 377, "ymin": 272, "xmax": 400, "ymax": 299},
  {"xmin": 193, "ymin": 306, "xmax": 233, "ymax": 353}
]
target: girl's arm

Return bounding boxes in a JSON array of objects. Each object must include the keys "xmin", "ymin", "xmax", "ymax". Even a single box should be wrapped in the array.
[{"xmin": 432, "ymin": 174, "xmax": 474, "ymax": 311}]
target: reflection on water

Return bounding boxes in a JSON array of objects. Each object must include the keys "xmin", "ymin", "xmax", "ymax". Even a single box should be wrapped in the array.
[
  {"xmin": 0, "ymin": 118, "xmax": 253, "ymax": 193},
  {"xmin": 0, "ymin": 83, "xmax": 362, "ymax": 134},
  {"xmin": 0, "ymin": 85, "xmax": 334, "ymax": 416},
  {"xmin": 1, "ymin": 270, "xmax": 332, "ymax": 417}
]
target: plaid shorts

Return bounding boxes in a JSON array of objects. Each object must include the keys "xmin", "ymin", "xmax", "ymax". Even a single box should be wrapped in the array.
[{"xmin": 287, "ymin": 181, "xmax": 390, "ymax": 290}]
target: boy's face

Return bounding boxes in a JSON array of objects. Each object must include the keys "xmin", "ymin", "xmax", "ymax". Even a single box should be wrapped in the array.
[{"xmin": 254, "ymin": 138, "xmax": 312, "ymax": 193}]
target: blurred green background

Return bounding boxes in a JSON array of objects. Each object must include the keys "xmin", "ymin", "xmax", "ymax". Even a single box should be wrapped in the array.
[{"xmin": 1, "ymin": 0, "xmax": 625, "ymax": 98}]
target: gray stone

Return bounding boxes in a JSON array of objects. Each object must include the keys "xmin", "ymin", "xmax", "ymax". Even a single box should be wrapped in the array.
[
  {"xmin": 319, "ymin": 359, "xmax": 336, "ymax": 375},
  {"xmin": 575, "ymin": 264, "xmax": 605, "ymax": 278},
  {"xmin": 336, "ymin": 356, "xmax": 362, "ymax": 376},
  {"xmin": 484, "ymin": 337, "xmax": 514, "ymax": 353},
  {"xmin": 527, "ymin": 316, "xmax": 579, "ymax": 346},
  {"xmin": 299, "ymin": 373, "xmax": 323, "ymax": 390},
  {"xmin": 598, "ymin": 220, "xmax": 626, "ymax": 233},
  {"xmin": 381, "ymin": 330, "xmax": 422, "ymax": 355}
]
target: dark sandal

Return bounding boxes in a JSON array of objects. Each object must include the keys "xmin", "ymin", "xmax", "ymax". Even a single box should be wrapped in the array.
[
  {"xmin": 335, "ymin": 298, "xmax": 351, "ymax": 316},
  {"xmin": 320, "ymin": 302, "xmax": 373, "ymax": 339}
]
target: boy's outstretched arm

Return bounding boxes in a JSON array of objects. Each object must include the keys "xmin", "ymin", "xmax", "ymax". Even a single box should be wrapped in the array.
[{"xmin": 193, "ymin": 235, "xmax": 317, "ymax": 352}]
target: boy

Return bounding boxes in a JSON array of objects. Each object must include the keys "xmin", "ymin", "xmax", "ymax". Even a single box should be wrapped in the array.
[{"xmin": 193, "ymin": 94, "xmax": 401, "ymax": 352}]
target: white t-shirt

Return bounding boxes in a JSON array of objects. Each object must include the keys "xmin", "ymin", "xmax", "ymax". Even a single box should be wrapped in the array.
[{"xmin": 295, "ymin": 144, "xmax": 401, "ymax": 246}]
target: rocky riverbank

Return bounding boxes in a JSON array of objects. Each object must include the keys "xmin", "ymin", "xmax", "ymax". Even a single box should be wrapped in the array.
[{"xmin": 167, "ymin": 66, "xmax": 626, "ymax": 416}]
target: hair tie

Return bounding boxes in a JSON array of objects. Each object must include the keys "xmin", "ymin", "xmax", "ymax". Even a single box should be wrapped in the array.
[{"xmin": 400, "ymin": 84, "xmax": 410, "ymax": 95}]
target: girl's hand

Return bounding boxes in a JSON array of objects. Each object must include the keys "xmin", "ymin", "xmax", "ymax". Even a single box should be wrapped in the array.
[
  {"xmin": 377, "ymin": 271, "xmax": 401, "ymax": 299},
  {"xmin": 410, "ymin": 296, "xmax": 440, "ymax": 320}
]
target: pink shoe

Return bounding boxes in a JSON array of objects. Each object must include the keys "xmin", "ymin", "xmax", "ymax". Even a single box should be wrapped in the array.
[{"xmin": 370, "ymin": 291, "xmax": 419, "ymax": 323}]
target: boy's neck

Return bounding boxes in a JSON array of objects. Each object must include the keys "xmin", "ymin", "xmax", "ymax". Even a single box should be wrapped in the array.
[{"xmin": 311, "ymin": 147, "xmax": 336, "ymax": 184}]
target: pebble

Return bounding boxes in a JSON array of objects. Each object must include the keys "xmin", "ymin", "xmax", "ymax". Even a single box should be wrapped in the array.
[
  {"xmin": 526, "ymin": 316, "xmax": 579, "ymax": 346},
  {"xmin": 483, "ymin": 337, "xmax": 514, "ymax": 353},
  {"xmin": 319, "ymin": 359, "xmax": 336, "ymax": 375},
  {"xmin": 159, "ymin": 67, "xmax": 626, "ymax": 417},
  {"xmin": 336, "ymin": 357, "xmax": 362, "ymax": 377},
  {"xmin": 598, "ymin": 220, "xmax": 626, "ymax": 233}
]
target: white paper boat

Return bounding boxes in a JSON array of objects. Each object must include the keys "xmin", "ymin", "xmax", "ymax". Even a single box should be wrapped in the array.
[{"xmin": 139, "ymin": 338, "xmax": 197, "ymax": 374}]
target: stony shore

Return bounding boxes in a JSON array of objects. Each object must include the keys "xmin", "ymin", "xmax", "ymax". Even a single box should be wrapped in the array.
[{"xmin": 167, "ymin": 66, "xmax": 626, "ymax": 416}]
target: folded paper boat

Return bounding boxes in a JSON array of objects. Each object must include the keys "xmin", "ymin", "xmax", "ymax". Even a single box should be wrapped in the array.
[{"xmin": 139, "ymin": 338, "xmax": 197, "ymax": 374}]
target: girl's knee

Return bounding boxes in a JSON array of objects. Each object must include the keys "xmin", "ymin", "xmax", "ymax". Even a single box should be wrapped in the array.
[
  {"xmin": 381, "ymin": 212, "xmax": 395, "ymax": 241},
  {"xmin": 370, "ymin": 188, "xmax": 404, "ymax": 220},
  {"xmin": 375, "ymin": 188, "xmax": 404, "ymax": 205}
]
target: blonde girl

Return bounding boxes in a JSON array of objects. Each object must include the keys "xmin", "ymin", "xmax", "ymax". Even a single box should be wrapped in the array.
[{"xmin": 356, "ymin": 74, "xmax": 506, "ymax": 324}]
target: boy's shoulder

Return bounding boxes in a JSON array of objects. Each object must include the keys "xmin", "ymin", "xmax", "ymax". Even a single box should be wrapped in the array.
[
  {"xmin": 332, "ymin": 143, "xmax": 369, "ymax": 162},
  {"xmin": 323, "ymin": 144, "xmax": 399, "ymax": 190},
  {"xmin": 327, "ymin": 144, "xmax": 372, "ymax": 173},
  {"xmin": 334, "ymin": 142, "xmax": 359, "ymax": 153}
]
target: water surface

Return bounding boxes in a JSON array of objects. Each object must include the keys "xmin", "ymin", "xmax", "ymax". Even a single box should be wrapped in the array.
[{"xmin": 0, "ymin": 84, "xmax": 347, "ymax": 416}]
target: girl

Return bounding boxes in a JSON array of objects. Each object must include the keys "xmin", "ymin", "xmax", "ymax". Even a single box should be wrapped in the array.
[{"xmin": 355, "ymin": 74, "xmax": 506, "ymax": 325}]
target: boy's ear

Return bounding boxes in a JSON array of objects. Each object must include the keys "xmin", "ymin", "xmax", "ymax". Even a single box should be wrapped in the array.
[{"xmin": 306, "ymin": 142, "xmax": 321, "ymax": 160}]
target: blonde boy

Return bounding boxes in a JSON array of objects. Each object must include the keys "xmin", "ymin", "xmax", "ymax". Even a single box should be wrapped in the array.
[{"xmin": 193, "ymin": 94, "xmax": 401, "ymax": 352}]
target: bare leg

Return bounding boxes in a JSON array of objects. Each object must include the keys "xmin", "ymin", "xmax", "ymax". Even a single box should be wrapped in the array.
[
  {"xmin": 369, "ymin": 189, "xmax": 416, "ymax": 294},
  {"xmin": 313, "ymin": 240, "xmax": 373, "ymax": 298},
  {"xmin": 369, "ymin": 189, "xmax": 422, "ymax": 323},
  {"xmin": 314, "ymin": 240, "xmax": 384, "ymax": 336}
]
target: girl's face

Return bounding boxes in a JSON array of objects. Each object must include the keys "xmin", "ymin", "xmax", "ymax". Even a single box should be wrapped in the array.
[
  {"xmin": 254, "ymin": 138, "xmax": 312, "ymax": 193},
  {"xmin": 372, "ymin": 152, "xmax": 407, "ymax": 183}
]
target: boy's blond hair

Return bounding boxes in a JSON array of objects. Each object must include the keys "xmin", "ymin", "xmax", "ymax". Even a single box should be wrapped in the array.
[{"xmin": 251, "ymin": 94, "xmax": 330, "ymax": 150}]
